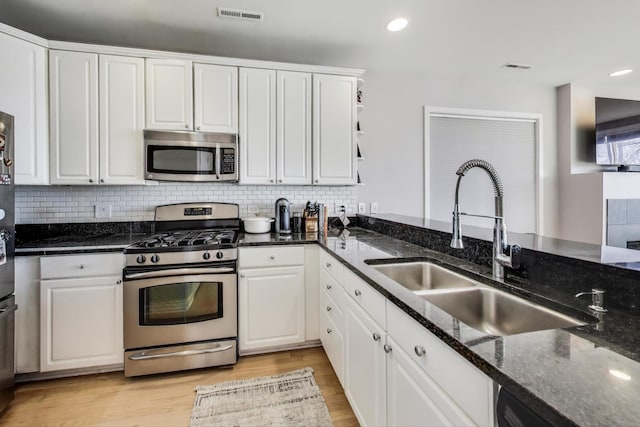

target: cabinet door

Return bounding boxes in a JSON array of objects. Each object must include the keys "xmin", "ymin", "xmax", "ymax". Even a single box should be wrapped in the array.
[
  {"xmin": 40, "ymin": 275, "xmax": 123, "ymax": 371},
  {"xmin": 386, "ymin": 336, "xmax": 476, "ymax": 427},
  {"xmin": 344, "ymin": 297, "xmax": 386, "ymax": 427},
  {"xmin": 0, "ymin": 33, "xmax": 48, "ymax": 185},
  {"xmin": 99, "ymin": 55, "xmax": 145, "ymax": 185},
  {"xmin": 49, "ymin": 50, "xmax": 99, "ymax": 185},
  {"xmin": 238, "ymin": 265, "xmax": 305, "ymax": 352},
  {"xmin": 277, "ymin": 71, "xmax": 312, "ymax": 185},
  {"xmin": 15, "ymin": 256, "xmax": 40, "ymax": 373},
  {"xmin": 312, "ymin": 74, "xmax": 357, "ymax": 185},
  {"xmin": 145, "ymin": 59, "xmax": 193, "ymax": 131},
  {"xmin": 239, "ymin": 68, "xmax": 276, "ymax": 185},
  {"xmin": 194, "ymin": 64, "xmax": 238, "ymax": 133}
]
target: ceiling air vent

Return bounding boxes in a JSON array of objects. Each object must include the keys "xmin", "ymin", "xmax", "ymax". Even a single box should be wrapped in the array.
[
  {"xmin": 217, "ymin": 7, "xmax": 264, "ymax": 22},
  {"xmin": 502, "ymin": 63, "xmax": 533, "ymax": 70}
]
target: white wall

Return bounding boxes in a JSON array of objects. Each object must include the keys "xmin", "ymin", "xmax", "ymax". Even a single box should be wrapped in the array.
[
  {"xmin": 15, "ymin": 183, "xmax": 356, "ymax": 224},
  {"xmin": 356, "ymin": 69, "xmax": 559, "ymax": 238}
]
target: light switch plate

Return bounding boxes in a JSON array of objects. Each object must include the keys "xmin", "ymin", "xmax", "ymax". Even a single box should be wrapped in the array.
[
  {"xmin": 370, "ymin": 202, "xmax": 378, "ymax": 214},
  {"xmin": 358, "ymin": 202, "xmax": 366, "ymax": 214},
  {"xmin": 95, "ymin": 203, "xmax": 112, "ymax": 219}
]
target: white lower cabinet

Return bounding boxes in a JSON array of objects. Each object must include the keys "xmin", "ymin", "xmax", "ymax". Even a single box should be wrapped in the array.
[
  {"xmin": 344, "ymin": 297, "xmax": 387, "ymax": 427},
  {"xmin": 40, "ymin": 253, "xmax": 124, "ymax": 372},
  {"xmin": 386, "ymin": 335, "xmax": 475, "ymax": 427},
  {"xmin": 238, "ymin": 246, "xmax": 306, "ymax": 353}
]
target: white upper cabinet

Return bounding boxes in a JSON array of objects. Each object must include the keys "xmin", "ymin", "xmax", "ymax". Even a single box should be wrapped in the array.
[
  {"xmin": 49, "ymin": 50, "xmax": 99, "ymax": 185},
  {"xmin": 194, "ymin": 64, "xmax": 238, "ymax": 133},
  {"xmin": 99, "ymin": 55, "xmax": 145, "ymax": 185},
  {"xmin": 312, "ymin": 74, "xmax": 357, "ymax": 185},
  {"xmin": 49, "ymin": 50, "xmax": 145, "ymax": 185},
  {"xmin": 145, "ymin": 59, "xmax": 193, "ymax": 131},
  {"xmin": 0, "ymin": 32, "xmax": 48, "ymax": 185},
  {"xmin": 239, "ymin": 67, "xmax": 277, "ymax": 184},
  {"xmin": 277, "ymin": 71, "xmax": 312, "ymax": 185},
  {"xmin": 239, "ymin": 68, "xmax": 312, "ymax": 185}
]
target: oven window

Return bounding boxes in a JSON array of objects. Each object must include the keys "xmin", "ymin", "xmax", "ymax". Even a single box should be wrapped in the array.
[
  {"xmin": 148, "ymin": 146, "xmax": 216, "ymax": 174},
  {"xmin": 140, "ymin": 281, "xmax": 223, "ymax": 326}
]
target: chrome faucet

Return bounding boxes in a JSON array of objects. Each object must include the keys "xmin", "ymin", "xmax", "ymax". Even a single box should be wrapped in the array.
[{"xmin": 450, "ymin": 159, "xmax": 520, "ymax": 280}]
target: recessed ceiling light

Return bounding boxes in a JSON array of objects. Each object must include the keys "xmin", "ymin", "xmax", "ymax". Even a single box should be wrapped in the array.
[
  {"xmin": 609, "ymin": 69, "xmax": 633, "ymax": 77},
  {"xmin": 387, "ymin": 18, "xmax": 408, "ymax": 32},
  {"xmin": 609, "ymin": 369, "xmax": 631, "ymax": 381}
]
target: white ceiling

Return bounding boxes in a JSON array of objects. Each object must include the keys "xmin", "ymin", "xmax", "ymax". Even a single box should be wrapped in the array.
[{"xmin": 2, "ymin": 0, "xmax": 640, "ymax": 87}]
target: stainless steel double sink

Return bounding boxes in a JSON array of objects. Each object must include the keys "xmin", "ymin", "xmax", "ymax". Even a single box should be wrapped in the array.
[{"xmin": 369, "ymin": 260, "xmax": 590, "ymax": 336}]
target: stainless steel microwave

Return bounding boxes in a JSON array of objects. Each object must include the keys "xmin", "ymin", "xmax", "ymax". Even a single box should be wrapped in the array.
[{"xmin": 144, "ymin": 130, "xmax": 238, "ymax": 182}]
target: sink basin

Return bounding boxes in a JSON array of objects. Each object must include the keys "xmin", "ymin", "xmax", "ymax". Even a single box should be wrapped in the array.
[
  {"xmin": 371, "ymin": 261, "xmax": 477, "ymax": 292},
  {"xmin": 421, "ymin": 287, "xmax": 587, "ymax": 336}
]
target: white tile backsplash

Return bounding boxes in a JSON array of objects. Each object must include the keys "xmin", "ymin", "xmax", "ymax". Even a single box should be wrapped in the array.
[{"xmin": 15, "ymin": 183, "xmax": 356, "ymax": 224}]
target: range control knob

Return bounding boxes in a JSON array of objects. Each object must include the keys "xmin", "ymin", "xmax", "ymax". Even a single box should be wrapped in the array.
[
  {"xmin": 203, "ymin": 252, "xmax": 211, "ymax": 260},
  {"xmin": 216, "ymin": 251, "xmax": 224, "ymax": 260},
  {"xmin": 136, "ymin": 255, "xmax": 146, "ymax": 264},
  {"xmin": 150, "ymin": 254, "xmax": 160, "ymax": 263}
]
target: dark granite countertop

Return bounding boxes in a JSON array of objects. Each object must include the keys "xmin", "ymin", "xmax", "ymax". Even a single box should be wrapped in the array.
[{"xmin": 15, "ymin": 222, "xmax": 640, "ymax": 425}]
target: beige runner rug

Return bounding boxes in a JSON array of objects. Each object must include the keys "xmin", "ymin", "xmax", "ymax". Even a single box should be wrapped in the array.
[{"xmin": 190, "ymin": 367, "xmax": 334, "ymax": 426}]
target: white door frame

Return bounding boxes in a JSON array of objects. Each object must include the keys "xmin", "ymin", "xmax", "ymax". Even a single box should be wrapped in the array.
[{"xmin": 423, "ymin": 106, "xmax": 544, "ymax": 234}]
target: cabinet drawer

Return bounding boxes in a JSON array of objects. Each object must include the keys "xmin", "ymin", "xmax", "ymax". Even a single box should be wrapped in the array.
[
  {"xmin": 319, "ymin": 308, "xmax": 344, "ymax": 386},
  {"xmin": 239, "ymin": 246, "xmax": 304, "ymax": 268},
  {"xmin": 40, "ymin": 253, "xmax": 123, "ymax": 279},
  {"xmin": 320, "ymin": 285, "xmax": 344, "ymax": 332},
  {"xmin": 387, "ymin": 302, "xmax": 493, "ymax": 427},
  {"xmin": 319, "ymin": 268, "xmax": 346, "ymax": 311},
  {"xmin": 344, "ymin": 269, "xmax": 386, "ymax": 329},
  {"xmin": 319, "ymin": 249, "xmax": 343, "ymax": 283}
]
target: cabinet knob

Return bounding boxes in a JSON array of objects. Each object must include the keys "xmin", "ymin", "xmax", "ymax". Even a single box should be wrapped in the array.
[
  {"xmin": 326, "ymin": 284, "xmax": 332, "ymax": 290},
  {"xmin": 116, "ymin": 280, "xmax": 122, "ymax": 285},
  {"xmin": 196, "ymin": 126, "xmax": 201, "ymax": 131},
  {"xmin": 383, "ymin": 344, "xmax": 392, "ymax": 354},
  {"xmin": 240, "ymin": 273, "xmax": 245, "ymax": 278},
  {"xmin": 184, "ymin": 124, "xmax": 189, "ymax": 129},
  {"xmin": 372, "ymin": 333, "xmax": 381, "ymax": 342},
  {"xmin": 325, "ymin": 263, "xmax": 331, "ymax": 268},
  {"xmin": 326, "ymin": 306, "xmax": 332, "ymax": 312},
  {"xmin": 79, "ymin": 264, "xmax": 85, "ymax": 269},
  {"xmin": 278, "ymin": 179, "xmax": 282, "ymax": 183},
  {"xmin": 269, "ymin": 255, "xmax": 275, "ymax": 260},
  {"xmin": 89, "ymin": 179, "xmax": 93, "ymax": 183},
  {"xmin": 354, "ymin": 289, "xmax": 362, "ymax": 297},
  {"xmin": 326, "ymin": 328, "xmax": 332, "ymax": 334},
  {"xmin": 270, "ymin": 179, "xmax": 274, "ymax": 183},
  {"xmin": 100, "ymin": 179, "xmax": 104, "ymax": 183},
  {"xmin": 414, "ymin": 346, "xmax": 426, "ymax": 357},
  {"xmin": 315, "ymin": 179, "xmax": 319, "ymax": 183}
]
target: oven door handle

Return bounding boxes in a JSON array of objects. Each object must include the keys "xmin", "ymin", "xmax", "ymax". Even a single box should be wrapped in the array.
[
  {"xmin": 128, "ymin": 344, "xmax": 234, "ymax": 361},
  {"xmin": 124, "ymin": 267, "xmax": 235, "ymax": 280}
]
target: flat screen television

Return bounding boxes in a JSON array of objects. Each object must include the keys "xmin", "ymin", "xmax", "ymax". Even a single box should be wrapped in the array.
[{"xmin": 596, "ymin": 97, "xmax": 640, "ymax": 170}]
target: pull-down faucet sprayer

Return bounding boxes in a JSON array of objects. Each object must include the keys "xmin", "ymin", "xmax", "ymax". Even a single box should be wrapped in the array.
[{"xmin": 450, "ymin": 159, "xmax": 520, "ymax": 280}]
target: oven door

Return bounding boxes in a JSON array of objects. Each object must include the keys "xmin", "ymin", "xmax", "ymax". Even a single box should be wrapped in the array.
[
  {"xmin": 123, "ymin": 270, "xmax": 237, "ymax": 350},
  {"xmin": 145, "ymin": 138, "xmax": 238, "ymax": 182}
]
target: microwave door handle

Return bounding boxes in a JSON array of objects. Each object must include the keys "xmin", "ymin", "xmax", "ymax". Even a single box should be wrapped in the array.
[{"xmin": 215, "ymin": 144, "xmax": 221, "ymax": 180}]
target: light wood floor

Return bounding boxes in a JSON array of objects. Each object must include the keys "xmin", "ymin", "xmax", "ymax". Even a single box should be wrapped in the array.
[{"xmin": 2, "ymin": 347, "xmax": 358, "ymax": 427}]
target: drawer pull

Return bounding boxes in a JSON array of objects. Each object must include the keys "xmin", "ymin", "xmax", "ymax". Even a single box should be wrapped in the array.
[
  {"xmin": 354, "ymin": 289, "xmax": 362, "ymax": 297},
  {"xmin": 325, "ymin": 262, "xmax": 331, "ymax": 268},
  {"xmin": 116, "ymin": 280, "xmax": 122, "ymax": 285},
  {"xmin": 414, "ymin": 346, "xmax": 426, "ymax": 357},
  {"xmin": 326, "ymin": 284, "xmax": 332, "ymax": 290},
  {"xmin": 372, "ymin": 333, "xmax": 381, "ymax": 342},
  {"xmin": 326, "ymin": 328, "xmax": 332, "ymax": 334},
  {"xmin": 383, "ymin": 344, "xmax": 392, "ymax": 353},
  {"xmin": 326, "ymin": 306, "xmax": 332, "ymax": 312}
]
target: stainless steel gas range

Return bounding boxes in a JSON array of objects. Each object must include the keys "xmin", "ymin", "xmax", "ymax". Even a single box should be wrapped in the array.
[{"xmin": 122, "ymin": 203, "xmax": 240, "ymax": 377}]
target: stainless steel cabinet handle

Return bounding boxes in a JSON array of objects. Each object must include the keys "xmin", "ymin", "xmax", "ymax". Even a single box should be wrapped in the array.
[
  {"xmin": 128, "ymin": 344, "xmax": 233, "ymax": 361},
  {"xmin": 414, "ymin": 346, "xmax": 426, "ymax": 357},
  {"xmin": 325, "ymin": 262, "xmax": 331, "ymax": 268},
  {"xmin": 372, "ymin": 333, "xmax": 381, "ymax": 342},
  {"xmin": 354, "ymin": 289, "xmax": 362, "ymax": 297},
  {"xmin": 326, "ymin": 306, "xmax": 332, "ymax": 312},
  {"xmin": 383, "ymin": 344, "xmax": 392, "ymax": 353},
  {"xmin": 326, "ymin": 284, "xmax": 332, "ymax": 290},
  {"xmin": 326, "ymin": 328, "xmax": 332, "ymax": 334}
]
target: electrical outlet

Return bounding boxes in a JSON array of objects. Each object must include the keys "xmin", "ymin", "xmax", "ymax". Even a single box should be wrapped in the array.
[
  {"xmin": 95, "ymin": 203, "xmax": 112, "ymax": 219},
  {"xmin": 334, "ymin": 203, "xmax": 346, "ymax": 214},
  {"xmin": 370, "ymin": 202, "xmax": 378, "ymax": 214},
  {"xmin": 358, "ymin": 202, "xmax": 366, "ymax": 214}
]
